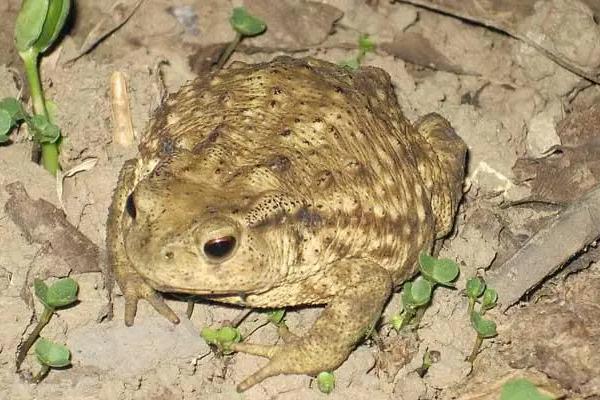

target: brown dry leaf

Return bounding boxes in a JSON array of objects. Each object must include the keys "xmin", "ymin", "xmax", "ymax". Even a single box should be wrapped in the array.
[
  {"xmin": 503, "ymin": 294, "xmax": 600, "ymax": 397},
  {"xmin": 397, "ymin": 0, "xmax": 600, "ymax": 84},
  {"xmin": 243, "ymin": 0, "xmax": 343, "ymax": 50},
  {"xmin": 380, "ymin": 32, "xmax": 473, "ymax": 75},
  {"xmin": 66, "ymin": 0, "xmax": 145, "ymax": 62},
  {"xmin": 513, "ymin": 103, "xmax": 600, "ymax": 204}
]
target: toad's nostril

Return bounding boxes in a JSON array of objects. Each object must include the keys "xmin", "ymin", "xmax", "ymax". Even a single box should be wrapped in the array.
[{"xmin": 164, "ymin": 250, "xmax": 174, "ymax": 260}]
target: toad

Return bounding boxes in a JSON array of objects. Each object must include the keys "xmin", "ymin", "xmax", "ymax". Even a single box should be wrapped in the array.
[{"xmin": 106, "ymin": 56, "xmax": 467, "ymax": 391}]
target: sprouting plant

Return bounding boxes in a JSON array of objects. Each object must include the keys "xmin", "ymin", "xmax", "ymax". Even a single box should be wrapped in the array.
[
  {"xmin": 266, "ymin": 309, "xmax": 286, "ymax": 326},
  {"xmin": 465, "ymin": 276, "xmax": 498, "ymax": 363},
  {"xmin": 200, "ymin": 326, "xmax": 242, "ymax": 355},
  {"xmin": 16, "ymin": 277, "xmax": 78, "ymax": 383},
  {"xmin": 215, "ymin": 7, "xmax": 267, "ymax": 70},
  {"xmin": 500, "ymin": 378, "xmax": 554, "ymax": 400},
  {"xmin": 32, "ymin": 337, "xmax": 71, "ymax": 383},
  {"xmin": 316, "ymin": 371, "xmax": 335, "ymax": 394},
  {"xmin": 339, "ymin": 33, "xmax": 376, "ymax": 70},
  {"xmin": 2, "ymin": 0, "xmax": 71, "ymax": 175},
  {"xmin": 414, "ymin": 349, "xmax": 440, "ymax": 378},
  {"xmin": 391, "ymin": 252, "xmax": 460, "ymax": 331}
]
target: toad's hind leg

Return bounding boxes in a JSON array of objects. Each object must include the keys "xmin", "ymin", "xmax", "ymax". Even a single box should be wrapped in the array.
[
  {"xmin": 231, "ymin": 259, "xmax": 392, "ymax": 391},
  {"xmin": 106, "ymin": 159, "xmax": 180, "ymax": 326},
  {"xmin": 414, "ymin": 113, "xmax": 467, "ymax": 237}
]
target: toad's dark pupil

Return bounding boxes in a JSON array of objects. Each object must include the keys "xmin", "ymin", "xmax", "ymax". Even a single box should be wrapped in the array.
[
  {"xmin": 204, "ymin": 236, "xmax": 236, "ymax": 259},
  {"xmin": 125, "ymin": 194, "xmax": 136, "ymax": 219}
]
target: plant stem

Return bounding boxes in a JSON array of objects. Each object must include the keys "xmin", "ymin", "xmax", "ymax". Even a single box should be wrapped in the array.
[
  {"xmin": 215, "ymin": 33, "xmax": 242, "ymax": 71},
  {"xmin": 467, "ymin": 298, "xmax": 475, "ymax": 315},
  {"xmin": 31, "ymin": 364, "xmax": 51, "ymax": 384},
  {"xmin": 16, "ymin": 307, "xmax": 54, "ymax": 371},
  {"xmin": 398, "ymin": 309, "xmax": 417, "ymax": 331},
  {"xmin": 467, "ymin": 335, "xmax": 483, "ymax": 363},
  {"xmin": 19, "ymin": 48, "xmax": 59, "ymax": 175}
]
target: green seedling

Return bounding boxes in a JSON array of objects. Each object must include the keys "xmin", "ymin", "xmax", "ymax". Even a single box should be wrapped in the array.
[
  {"xmin": 266, "ymin": 309, "xmax": 286, "ymax": 326},
  {"xmin": 414, "ymin": 349, "xmax": 440, "ymax": 378},
  {"xmin": 316, "ymin": 371, "xmax": 335, "ymax": 394},
  {"xmin": 215, "ymin": 7, "xmax": 267, "ymax": 70},
  {"xmin": 9, "ymin": 0, "xmax": 71, "ymax": 174},
  {"xmin": 16, "ymin": 277, "xmax": 78, "ymax": 382},
  {"xmin": 32, "ymin": 337, "xmax": 71, "ymax": 383},
  {"xmin": 391, "ymin": 252, "xmax": 460, "ymax": 331},
  {"xmin": 200, "ymin": 325, "xmax": 242, "ymax": 354},
  {"xmin": 500, "ymin": 378, "xmax": 554, "ymax": 400},
  {"xmin": 466, "ymin": 277, "xmax": 498, "ymax": 363},
  {"xmin": 339, "ymin": 34, "xmax": 376, "ymax": 70}
]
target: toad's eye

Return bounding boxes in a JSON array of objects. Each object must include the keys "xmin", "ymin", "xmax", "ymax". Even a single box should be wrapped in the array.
[
  {"xmin": 203, "ymin": 236, "xmax": 236, "ymax": 260},
  {"xmin": 125, "ymin": 194, "xmax": 137, "ymax": 219}
]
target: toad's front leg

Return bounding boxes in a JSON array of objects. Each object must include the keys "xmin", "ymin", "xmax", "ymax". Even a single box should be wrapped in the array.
[
  {"xmin": 107, "ymin": 159, "xmax": 180, "ymax": 326},
  {"xmin": 232, "ymin": 259, "xmax": 393, "ymax": 391}
]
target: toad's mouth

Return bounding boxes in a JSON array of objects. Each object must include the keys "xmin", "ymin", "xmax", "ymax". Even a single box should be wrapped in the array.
[{"xmin": 152, "ymin": 282, "xmax": 269, "ymax": 297}]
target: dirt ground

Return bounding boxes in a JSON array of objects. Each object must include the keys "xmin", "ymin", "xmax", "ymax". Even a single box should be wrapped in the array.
[{"xmin": 1, "ymin": 0, "xmax": 600, "ymax": 399}]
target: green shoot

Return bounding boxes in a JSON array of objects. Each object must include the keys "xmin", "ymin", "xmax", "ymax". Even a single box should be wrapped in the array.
[
  {"xmin": 391, "ymin": 252, "xmax": 459, "ymax": 331},
  {"xmin": 500, "ymin": 378, "xmax": 554, "ymax": 400},
  {"xmin": 33, "ymin": 337, "xmax": 71, "ymax": 383},
  {"xmin": 316, "ymin": 371, "xmax": 335, "ymax": 394},
  {"xmin": 266, "ymin": 309, "xmax": 286, "ymax": 326},
  {"xmin": 200, "ymin": 326, "xmax": 242, "ymax": 355},
  {"xmin": 14, "ymin": 0, "xmax": 71, "ymax": 175},
  {"xmin": 215, "ymin": 7, "xmax": 267, "ymax": 70},
  {"xmin": 414, "ymin": 349, "xmax": 440, "ymax": 378},
  {"xmin": 16, "ymin": 277, "xmax": 78, "ymax": 382},
  {"xmin": 339, "ymin": 34, "xmax": 376, "ymax": 70},
  {"xmin": 466, "ymin": 277, "xmax": 498, "ymax": 363}
]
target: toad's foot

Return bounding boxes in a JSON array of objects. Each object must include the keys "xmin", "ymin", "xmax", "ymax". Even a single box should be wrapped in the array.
[
  {"xmin": 232, "ymin": 259, "xmax": 393, "ymax": 391},
  {"xmin": 120, "ymin": 273, "xmax": 180, "ymax": 326}
]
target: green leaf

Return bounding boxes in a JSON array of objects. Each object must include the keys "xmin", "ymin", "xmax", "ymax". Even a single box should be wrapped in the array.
[
  {"xmin": 35, "ymin": 337, "xmax": 71, "ymax": 368},
  {"xmin": 230, "ymin": 7, "xmax": 266, "ymax": 37},
  {"xmin": 216, "ymin": 326, "xmax": 241, "ymax": 344},
  {"xmin": 0, "ymin": 97, "xmax": 27, "ymax": 122},
  {"xmin": 466, "ymin": 277, "xmax": 486, "ymax": 299},
  {"xmin": 0, "ymin": 134, "xmax": 10, "ymax": 143},
  {"xmin": 410, "ymin": 277, "xmax": 432, "ymax": 306},
  {"xmin": 267, "ymin": 309, "xmax": 286, "ymax": 326},
  {"xmin": 0, "ymin": 109, "xmax": 13, "ymax": 136},
  {"xmin": 200, "ymin": 327, "xmax": 219, "ymax": 345},
  {"xmin": 34, "ymin": 0, "xmax": 71, "ymax": 53},
  {"xmin": 28, "ymin": 114, "xmax": 61, "ymax": 143},
  {"xmin": 418, "ymin": 252, "xmax": 459, "ymax": 285},
  {"xmin": 470, "ymin": 311, "xmax": 497, "ymax": 338},
  {"xmin": 316, "ymin": 371, "xmax": 335, "ymax": 394},
  {"xmin": 46, "ymin": 278, "xmax": 78, "ymax": 308},
  {"xmin": 431, "ymin": 259, "xmax": 459, "ymax": 284},
  {"xmin": 418, "ymin": 252, "xmax": 436, "ymax": 279},
  {"xmin": 34, "ymin": 278, "xmax": 50, "ymax": 308},
  {"xmin": 14, "ymin": 0, "xmax": 50, "ymax": 52},
  {"xmin": 500, "ymin": 378, "xmax": 553, "ymax": 400},
  {"xmin": 482, "ymin": 288, "xmax": 498, "ymax": 311},
  {"xmin": 358, "ymin": 34, "xmax": 375, "ymax": 54},
  {"xmin": 201, "ymin": 326, "xmax": 241, "ymax": 354},
  {"xmin": 390, "ymin": 314, "xmax": 404, "ymax": 331}
]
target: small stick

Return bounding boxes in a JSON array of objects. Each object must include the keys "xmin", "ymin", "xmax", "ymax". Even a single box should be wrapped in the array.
[
  {"xmin": 487, "ymin": 185, "xmax": 600, "ymax": 310},
  {"xmin": 110, "ymin": 71, "xmax": 135, "ymax": 146}
]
